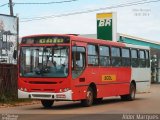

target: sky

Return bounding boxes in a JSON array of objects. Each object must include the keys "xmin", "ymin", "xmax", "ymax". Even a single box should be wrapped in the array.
[{"xmin": 0, "ymin": 0, "xmax": 160, "ymax": 42}]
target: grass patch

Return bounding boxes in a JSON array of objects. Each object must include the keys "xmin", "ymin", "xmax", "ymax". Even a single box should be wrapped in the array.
[{"xmin": 0, "ymin": 93, "xmax": 33, "ymax": 105}]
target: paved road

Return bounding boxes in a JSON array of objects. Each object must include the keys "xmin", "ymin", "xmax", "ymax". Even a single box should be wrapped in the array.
[{"xmin": 0, "ymin": 84, "xmax": 160, "ymax": 120}]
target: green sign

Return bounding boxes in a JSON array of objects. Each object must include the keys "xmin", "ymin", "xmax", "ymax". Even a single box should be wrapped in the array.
[{"xmin": 97, "ymin": 13, "xmax": 116, "ymax": 41}]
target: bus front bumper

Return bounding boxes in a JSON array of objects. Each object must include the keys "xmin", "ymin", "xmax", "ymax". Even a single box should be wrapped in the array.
[{"xmin": 18, "ymin": 89, "xmax": 72, "ymax": 100}]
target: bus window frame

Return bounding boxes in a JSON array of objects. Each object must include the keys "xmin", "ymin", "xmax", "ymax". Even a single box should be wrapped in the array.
[
  {"xmin": 111, "ymin": 46, "xmax": 122, "ymax": 67},
  {"xmin": 71, "ymin": 46, "xmax": 86, "ymax": 79},
  {"xmin": 19, "ymin": 45, "xmax": 70, "ymax": 78},
  {"xmin": 121, "ymin": 47, "xmax": 131, "ymax": 67},
  {"xmin": 87, "ymin": 44, "xmax": 99, "ymax": 67},
  {"xmin": 139, "ymin": 49, "xmax": 146, "ymax": 68},
  {"xmin": 131, "ymin": 48, "xmax": 139, "ymax": 67},
  {"xmin": 99, "ymin": 45, "xmax": 111, "ymax": 67},
  {"xmin": 145, "ymin": 50, "xmax": 150, "ymax": 68}
]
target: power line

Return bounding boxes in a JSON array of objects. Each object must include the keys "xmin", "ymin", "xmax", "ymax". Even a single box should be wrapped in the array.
[
  {"xmin": 0, "ymin": 3, "xmax": 8, "ymax": 7},
  {"xmin": 21, "ymin": 0, "xmax": 148, "ymax": 20},
  {"xmin": 14, "ymin": 0, "xmax": 78, "ymax": 5},
  {"xmin": 20, "ymin": 0, "xmax": 160, "ymax": 22},
  {"xmin": 0, "ymin": 0, "xmax": 78, "ymax": 8}
]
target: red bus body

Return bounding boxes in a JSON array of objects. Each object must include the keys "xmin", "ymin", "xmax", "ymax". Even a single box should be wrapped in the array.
[{"xmin": 18, "ymin": 34, "xmax": 150, "ymax": 103}]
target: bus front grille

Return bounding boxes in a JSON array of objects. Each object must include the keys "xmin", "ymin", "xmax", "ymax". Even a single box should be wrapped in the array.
[
  {"xmin": 32, "ymin": 94, "xmax": 52, "ymax": 98},
  {"xmin": 29, "ymin": 81, "xmax": 57, "ymax": 84}
]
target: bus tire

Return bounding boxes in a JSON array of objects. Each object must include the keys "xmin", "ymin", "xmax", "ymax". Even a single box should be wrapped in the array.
[
  {"xmin": 41, "ymin": 100, "xmax": 54, "ymax": 108},
  {"xmin": 93, "ymin": 98, "xmax": 103, "ymax": 104},
  {"xmin": 121, "ymin": 83, "xmax": 136, "ymax": 101},
  {"xmin": 81, "ymin": 87, "xmax": 94, "ymax": 107}
]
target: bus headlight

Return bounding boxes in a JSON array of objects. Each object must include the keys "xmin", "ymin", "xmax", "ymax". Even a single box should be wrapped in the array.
[
  {"xmin": 20, "ymin": 87, "xmax": 27, "ymax": 92},
  {"xmin": 20, "ymin": 88, "xmax": 23, "ymax": 91},
  {"xmin": 24, "ymin": 88, "xmax": 27, "ymax": 92},
  {"xmin": 64, "ymin": 88, "xmax": 69, "ymax": 92},
  {"xmin": 59, "ymin": 89, "xmax": 63, "ymax": 93},
  {"xmin": 59, "ymin": 88, "xmax": 70, "ymax": 92}
]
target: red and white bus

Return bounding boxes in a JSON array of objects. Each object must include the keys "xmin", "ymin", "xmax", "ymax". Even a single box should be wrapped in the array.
[{"xmin": 18, "ymin": 34, "xmax": 151, "ymax": 107}]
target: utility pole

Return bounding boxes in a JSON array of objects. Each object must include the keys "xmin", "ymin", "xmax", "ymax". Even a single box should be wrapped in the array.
[{"xmin": 9, "ymin": 0, "xmax": 14, "ymax": 16}]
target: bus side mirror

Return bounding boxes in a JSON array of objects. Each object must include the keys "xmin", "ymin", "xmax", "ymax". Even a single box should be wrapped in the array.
[{"xmin": 13, "ymin": 50, "xmax": 17, "ymax": 59}]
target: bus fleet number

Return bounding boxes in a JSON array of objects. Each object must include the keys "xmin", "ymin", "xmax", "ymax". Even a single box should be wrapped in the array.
[
  {"xmin": 104, "ymin": 76, "xmax": 112, "ymax": 80},
  {"xmin": 102, "ymin": 75, "xmax": 116, "ymax": 81}
]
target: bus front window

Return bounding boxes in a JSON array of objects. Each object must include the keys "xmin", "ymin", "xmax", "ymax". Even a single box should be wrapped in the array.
[{"xmin": 20, "ymin": 46, "xmax": 69, "ymax": 77}]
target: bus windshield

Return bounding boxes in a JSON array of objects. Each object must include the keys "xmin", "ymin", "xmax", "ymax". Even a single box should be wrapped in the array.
[{"xmin": 20, "ymin": 46, "xmax": 69, "ymax": 77}]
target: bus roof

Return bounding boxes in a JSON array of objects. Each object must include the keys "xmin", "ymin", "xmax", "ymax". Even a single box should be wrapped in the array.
[
  {"xmin": 22, "ymin": 34, "xmax": 150, "ymax": 49},
  {"xmin": 22, "ymin": 34, "xmax": 72, "ymax": 38},
  {"xmin": 70, "ymin": 35, "xmax": 125, "ymax": 47},
  {"xmin": 125, "ymin": 43, "xmax": 150, "ymax": 50}
]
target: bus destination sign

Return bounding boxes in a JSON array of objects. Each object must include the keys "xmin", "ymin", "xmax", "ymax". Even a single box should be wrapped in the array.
[{"xmin": 21, "ymin": 36, "xmax": 70, "ymax": 44}]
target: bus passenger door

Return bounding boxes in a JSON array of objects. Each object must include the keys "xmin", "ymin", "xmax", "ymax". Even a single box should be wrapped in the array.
[
  {"xmin": 71, "ymin": 41, "xmax": 87, "ymax": 100},
  {"xmin": 71, "ymin": 42, "xmax": 86, "ymax": 79}
]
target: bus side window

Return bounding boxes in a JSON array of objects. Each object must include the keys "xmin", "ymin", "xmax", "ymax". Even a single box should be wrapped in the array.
[
  {"xmin": 131, "ymin": 49, "xmax": 139, "ymax": 67},
  {"xmin": 145, "ymin": 50, "xmax": 150, "ymax": 67},
  {"xmin": 99, "ymin": 46, "xmax": 110, "ymax": 66},
  {"xmin": 139, "ymin": 50, "xmax": 146, "ymax": 67},
  {"xmin": 111, "ymin": 47, "xmax": 121, "ymax": 67},
  {"xmin": 87, "ymin": 44, "xmax": 99, "ymax": 66},
  {"xmin": 122, "ymin": 48, "xmax": 130, "ymax": 67},
  {"xmin": 72, "ymin": 46, "xmax": 86, "ymax": 79}
]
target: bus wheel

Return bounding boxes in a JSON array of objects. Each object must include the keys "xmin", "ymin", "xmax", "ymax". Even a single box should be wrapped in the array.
[
  {"xmin": 81, "ymin": 87, "xmax": 94, "ymax": 107},
  {"xmin": 41, "ymin": 100, "xmax": 54, "ymax": 108},
  {"xmin": 93, "ymin": 98, "xmax": 103, "ymax": 104},
  {"xmin": 121, "ymin": 83, "xmax": 136, "ymax": 101}
]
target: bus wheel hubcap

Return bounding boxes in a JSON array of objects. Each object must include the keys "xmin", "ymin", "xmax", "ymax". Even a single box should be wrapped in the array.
[
  {"xmin": 87, "ymin": 91, "xmax": 92, "ymax": 103},
  {"xmin": 131, "ymin": 87, "xmax": 135, "ymax": 99}
]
